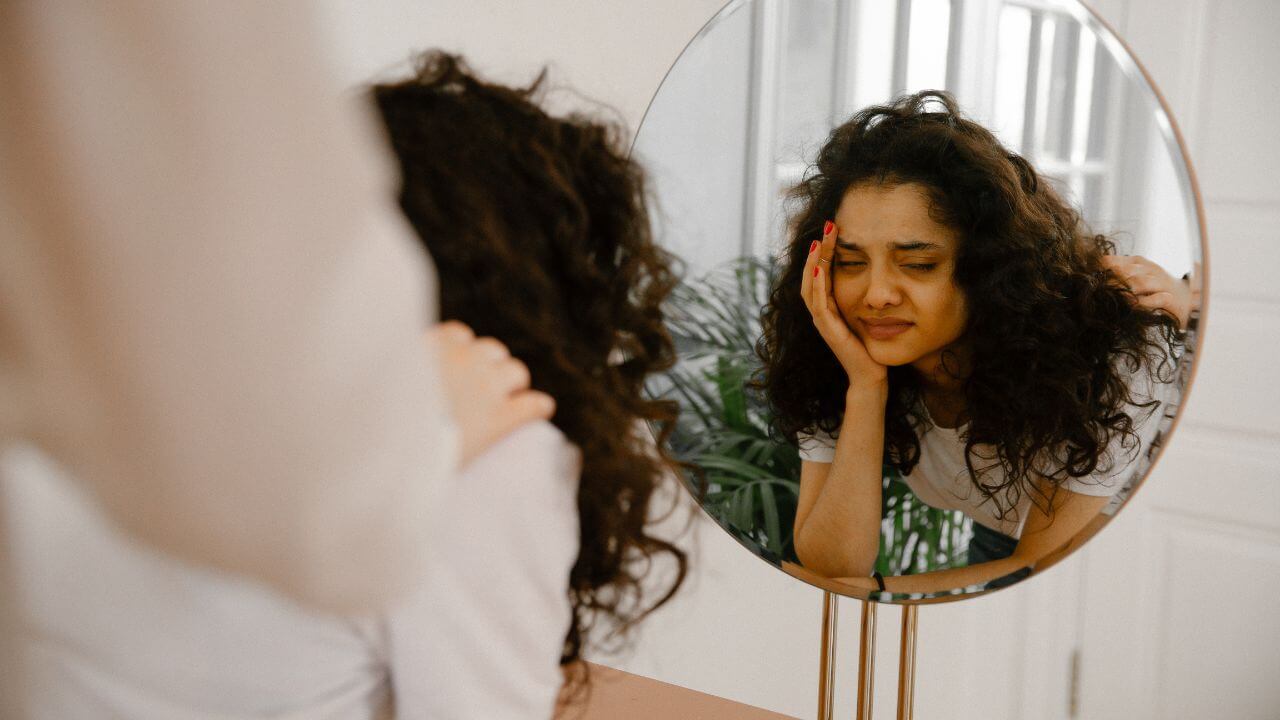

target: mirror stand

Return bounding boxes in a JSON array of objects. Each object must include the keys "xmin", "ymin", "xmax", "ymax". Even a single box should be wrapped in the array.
[
  {"xmin": 817, "ymin": 592, "xmax": 838, "ymax": 718},
  {"xmin": 897, "ymin": 605, "xmax": 918, "ymax": 720},
  {"xmin": 816, "ymin": 592, "xmax": 917, "ymax": 720},
  {"xmin": 856, "ymin": 599, "xmax": 876, "ymax": 720}
]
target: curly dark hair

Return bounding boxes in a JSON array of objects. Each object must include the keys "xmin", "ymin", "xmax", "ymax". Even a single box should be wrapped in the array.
[
  {"xmin": 372, "ymin": 53, "xmax": 687, "ymax": 679},
  {"xmin": 756, "ymin": 90, "xmax": 1181, "ymax": 519}
]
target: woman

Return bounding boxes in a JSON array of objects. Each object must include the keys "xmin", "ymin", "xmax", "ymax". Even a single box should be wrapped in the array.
[
  {"xmin": 757, "ymin": 91, "xmax": 1187, "ymax": 594},
  {"xmin": 6, "ymin": 52, "xmax": 685, "ymax": 719},
  {"xmin": 374, "ymin": 52, "xmax": 688, "ymax": 711}
]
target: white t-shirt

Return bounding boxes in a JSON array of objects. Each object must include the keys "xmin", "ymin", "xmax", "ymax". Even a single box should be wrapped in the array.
[
  {"xmin": 4, "ymin": 421, "xmax": 580, "ymax": 720},
  {"xmin": 798, "ymin": 360, "xmax": 1176, "ymax": 538}
]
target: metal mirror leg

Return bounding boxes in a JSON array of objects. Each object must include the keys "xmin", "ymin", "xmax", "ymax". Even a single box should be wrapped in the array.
[
  {"xmin": 856, "ymin": 600, "xmax": 877, "ymax": 720},
  {"xmin": 815, "ymin": 594, "xmax": 886, "ymax": 720},
  {"xmin": 896, "ymin": 605, "xmax": 919, "ymax": 720},
  {"xmin": 817, "ymin": 592, "xmax": 838, "ymax": 720}
]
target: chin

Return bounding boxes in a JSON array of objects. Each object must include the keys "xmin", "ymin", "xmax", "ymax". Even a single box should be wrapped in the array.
[{"xmin": 864, "ymin": 342, "xmax": 923, "ymax": 367}]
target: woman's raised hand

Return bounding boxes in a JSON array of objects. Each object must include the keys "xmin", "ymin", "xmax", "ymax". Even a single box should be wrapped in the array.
[
  {"xmin": 800, "ymin": 221, "xmax": 888, "ymax": 386},
  {"xmin": 1102, "ymin": 254, "xmax": 1194, "ymax": 329},
  {"xmin": 428, "ymin": 321, "xmax": 557, "ymax": 466}
]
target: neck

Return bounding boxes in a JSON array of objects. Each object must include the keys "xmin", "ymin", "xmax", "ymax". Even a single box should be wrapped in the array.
[{"xmin": 912, "ymin": 351, "xmax": 969, "ymax": 429}]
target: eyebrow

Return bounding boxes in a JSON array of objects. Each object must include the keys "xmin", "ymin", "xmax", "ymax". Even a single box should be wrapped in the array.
[{"xmin": 835, "ymin": 238, "xmax": 945, "ymax": 252}]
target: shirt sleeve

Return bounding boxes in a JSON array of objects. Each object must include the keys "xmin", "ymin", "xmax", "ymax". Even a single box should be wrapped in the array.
[
  {"xmin": 0, "ymin": 1, "xmax": 458, "ymax": 611},
  {"xmin": 798, "ymin": 429, "xmax": 838, "ymax": 464},
  {"xmin": 1060, "ymin": 348, "xmax": 1179, "ymax": 498},
  {"xmin": 385, "ymin": 422, "xmax": 581, "ymax": 720}
]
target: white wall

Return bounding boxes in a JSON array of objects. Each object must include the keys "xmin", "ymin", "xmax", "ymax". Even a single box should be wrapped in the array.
[
  {"xmin": 1073, "ymin": 2, "xmax": 1280, "ymax": 719},
  {"xmin": 317, "ymin": 0, "xmax": 727, "ymax": 130},
  {"xmin": 318, "ymin": 2, "xmax": 1280, "ymax": 718}
]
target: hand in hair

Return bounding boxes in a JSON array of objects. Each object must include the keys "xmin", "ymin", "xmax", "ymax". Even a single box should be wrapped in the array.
[
  {"xmin": 427, "ymin": 321, "xmax": 556, "ymax": 465},
  {"xmin": 801, "ymin": 220, "xmax": 888, "ymax": 387},
  {"xmin": 1102, "ymin": 254, "xmax": 1193, "ymax": 329}
]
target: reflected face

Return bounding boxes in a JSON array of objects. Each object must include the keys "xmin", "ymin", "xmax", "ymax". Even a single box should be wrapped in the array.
[{"xmin": 831, "ymin": 183, "xmax": 968, "ymax": 371}]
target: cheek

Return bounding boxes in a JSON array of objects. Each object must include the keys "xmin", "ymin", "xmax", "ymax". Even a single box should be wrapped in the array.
[
  {"xmin": 933, "ymin": 289, "xmax": 968, "ymax": 339},
  {"xmin": 916, "ymin": 284, "xmax": 966, "ymax": 334}
]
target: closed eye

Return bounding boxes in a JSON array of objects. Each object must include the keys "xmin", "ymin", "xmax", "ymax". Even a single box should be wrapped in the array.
[{"xmin": 904, "ymin": 263, "xmax": 937, "ymax": 271}]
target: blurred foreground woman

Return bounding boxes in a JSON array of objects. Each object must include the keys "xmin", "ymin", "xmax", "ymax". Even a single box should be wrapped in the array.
[{"xmin": 4, "ymin": 49, "xmax": 686, "ymax": 719}]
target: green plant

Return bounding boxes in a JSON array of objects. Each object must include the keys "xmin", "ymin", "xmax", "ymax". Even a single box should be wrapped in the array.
[
  {"xmin": 653, "ymin": 256, "xmax": 973, "ymax": 574},
  {"xmin": 655, "ymin": 256, "xmax": 799, "ymax": 561},
  {"xmin": 877, "ymin": 467, "xmax": 972, "ymax": 575}
]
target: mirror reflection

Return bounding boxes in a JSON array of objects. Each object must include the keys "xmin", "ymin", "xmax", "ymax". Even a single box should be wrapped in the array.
[{"xmin": 641, "ymin": 0, "xmax": 1203, "ymax": 600}]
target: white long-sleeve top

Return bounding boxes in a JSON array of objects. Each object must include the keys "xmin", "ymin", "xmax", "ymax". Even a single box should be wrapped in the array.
[
  {"xmin": 0, "ymin": 1, "xmax": 458, "ymax": 611},
  {"xmin": 4, "ymin": 421, "xmax": 581, "ymax": 720}
]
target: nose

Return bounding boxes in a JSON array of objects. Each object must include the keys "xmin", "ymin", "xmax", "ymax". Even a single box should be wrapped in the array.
[{"xmin": 863, "ymin": 264, "xmax": 902, "ymax": 309}]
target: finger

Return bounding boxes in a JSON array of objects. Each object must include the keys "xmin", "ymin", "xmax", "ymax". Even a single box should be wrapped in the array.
[
  {"xmin": 500, "ymin": 390, "xmax": 557, "ymax": 430},
  {"xmin": 809, "ymin": 265, "xmax": 837, "ymax": 341},
  {"xmin": 1106, "ymin": 261, "xmax": 1154, "ymax": 289},
  {"xmin": 1136, "ymin": 291, "xmax": 1174, "ymax": 311},
  {"xmin": 800, "ymin": 235, "xmax": 821, "ymax": 309},
  {"xmin": 810, "ymin": 261, "xmax": 828, "ymax": 319},
  {"xmin": 429, "ymin": 320, "xmax": 475, "ymax": 345},
  {"xmin": 1112, "ymin": 266, "xmax": 1144, "ymax": 282},
  {"xmin": 811, "ymin": 265, "xmax": 861, "ymax": 369},
  {"xmin": 491, "ymin": 356, "xmax": 533, "ymax": 393},
  {"xmin": 819, "ymin": 220, "xmax": 837, "ymax": 267},
  {"xmin": 818, "ymin": 272, "xmax": 852, "ymax": 339},
  {"xmin": 1120, "ymin": 256, "xmax": 1167, "ymax": 281},
  {"xmin": 1126, "ymin": 274, "xmax": 1162, "ymax": 295},
  {"xmin": 811, "ymin": 263, "xmax": 841, "ymax": 332},
  {"xmin": 471, "ymin": 336, "xmax": 512, "ymax": 362},
  {"xmin": 1102, "ymin": 255, "xmax": 1143, "ymax": 279},
  {"xmin": 805, "ymin": 221, "xmax": 836, "ymax": 315}
]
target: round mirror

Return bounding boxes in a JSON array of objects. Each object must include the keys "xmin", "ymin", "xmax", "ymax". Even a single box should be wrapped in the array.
[{"xmin": 639, "ymin": 0, "xmax": 1206, "ymax": 602}]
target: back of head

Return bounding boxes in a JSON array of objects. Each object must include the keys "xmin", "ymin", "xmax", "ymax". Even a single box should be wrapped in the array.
[{"xmin": 373, "ymin": 52, "xmax": 686, "ymax": 675}]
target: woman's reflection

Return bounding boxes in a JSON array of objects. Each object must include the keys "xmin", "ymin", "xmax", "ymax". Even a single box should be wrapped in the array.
[{"xmin": 756, "ymin": 91, "xmax": 1188, "ymax": 594}]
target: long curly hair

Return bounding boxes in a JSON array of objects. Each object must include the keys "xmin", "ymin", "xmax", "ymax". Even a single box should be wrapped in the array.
[
  {"xmin": 756, "ymin": 91, "xmax": 1181, "ymax": 519},
  {"xmin": 373, "ymin": 53, "xmax": 687, "ymax": 677}
]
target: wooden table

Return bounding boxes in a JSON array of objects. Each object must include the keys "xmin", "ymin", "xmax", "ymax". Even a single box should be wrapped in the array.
[{"xmin": 556, "ymin": 663, "xmax": 798, "ymax": 719}]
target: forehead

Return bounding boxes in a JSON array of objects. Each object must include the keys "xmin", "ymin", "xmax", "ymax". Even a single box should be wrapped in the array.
[{"xmin": 833, "ymin": 182, "xmax": 959, "ymax": 252}]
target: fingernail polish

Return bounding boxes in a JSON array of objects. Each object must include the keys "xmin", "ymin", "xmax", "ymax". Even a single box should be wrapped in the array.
[
  {"xmin": 809, "ymin": 240, "xmax": 819, "ymax": 254},
  {"xmin": 823, "ymin": 220, "xmax": 834, "ymax": 235},
  {"xmin": 813, "ymin": 266, "xmax": 820, "ymax": 278}
]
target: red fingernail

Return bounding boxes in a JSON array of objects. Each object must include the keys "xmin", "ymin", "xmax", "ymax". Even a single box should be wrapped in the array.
[
  {"xmin": 809, "ymin": 240, "xmax": 819, "ymax": 254},
  {"xmin": 813, "ymin": 266, "xmax": 820, "ymax": 277},
  {"xmin": 823, "ymin": 220, "xmax": 834, "ymax": 235}
]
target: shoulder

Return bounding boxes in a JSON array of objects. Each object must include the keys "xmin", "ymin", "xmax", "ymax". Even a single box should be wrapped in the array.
[
  {"xmin": 385, "ymin": 422, "xmax": 581, "ymax": 719},
  {"xmin": 505, "ymin": 418, "xmax": 574, "ymax": 451},
  {"xmin": 452, "ymin": 421, "xmax": 581, "ymax": 553},
  {"xmin": 1108, "ymin": 333, "xmax": 1183, "ymax": 431},
  {"xmin": 461, "ymin": 421, "xmax": 581, "ymax": 497},
  {"xmin": 1123, "ymin": 326, "xmax": 1184, "ymax": 391}
]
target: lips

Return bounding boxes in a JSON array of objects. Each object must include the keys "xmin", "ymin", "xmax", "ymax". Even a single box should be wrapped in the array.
[{"xmin": 859, "ymin": 317, "xmax": 914, "ymax": 340}]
